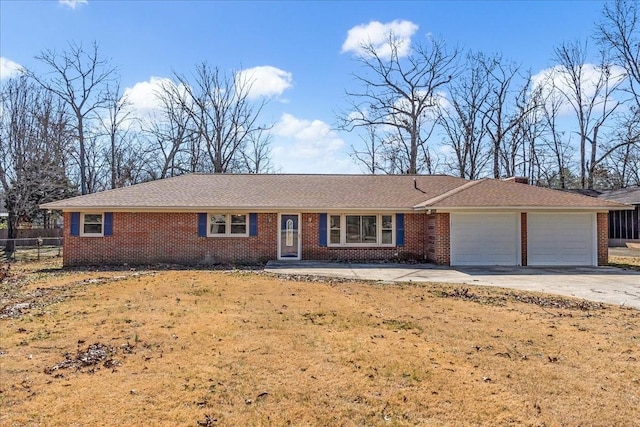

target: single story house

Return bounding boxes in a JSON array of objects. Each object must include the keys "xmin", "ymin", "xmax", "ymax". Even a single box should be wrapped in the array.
[
  {"xmin": 598, "ymin": 186, "xmax": 640, "ymax": 246},
  {"xmin": 40, "ymin": 174, "xmax": 631, "ymax": 267}
]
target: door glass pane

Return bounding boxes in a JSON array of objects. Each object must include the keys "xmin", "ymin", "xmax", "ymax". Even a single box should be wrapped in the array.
[{"xmin": 280, "ymin": 215, "xmax": 299, "ymax": 258}]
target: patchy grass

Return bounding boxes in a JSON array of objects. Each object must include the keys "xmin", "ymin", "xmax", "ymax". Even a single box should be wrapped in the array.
[
  {"xmin": 0, "ymin": 260, "xmax": 639, "ymax": 426},
  {"xmin": 609, "ymin": 254, "xmax": 640, "ymax": 271}
]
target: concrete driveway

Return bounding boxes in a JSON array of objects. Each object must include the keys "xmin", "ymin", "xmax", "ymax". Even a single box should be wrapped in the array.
[{"xmin": 265, "ymin": 261, "xmax": 640, "ymax": 310}]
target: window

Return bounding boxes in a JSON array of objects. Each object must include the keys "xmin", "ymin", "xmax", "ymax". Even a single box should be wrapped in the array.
[
  {"xmin": 81, "ymin": 213, "xmax": 103, "ymax": 236},
  {"xmin": 328, "ymin": 214, "xmax": 394, "ymax": 246},
  {"xmin": 208, "ymin": 214, "xmax": 248, "ymax": 237},
  {"xmin": 329, "ymin": 215, "xmax": 341, "ymax": 244}
]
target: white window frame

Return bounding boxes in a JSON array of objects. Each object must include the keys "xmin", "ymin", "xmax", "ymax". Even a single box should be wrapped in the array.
[
  {"xmin": 80, "ymin": 213, "xmax": 104, "ymax": 237},
  {"xmin": 327, "ymin": 213, "xmax": 395, "ymax": 247},
  {"xmin": 207, "ymin": 213, "xmax": 249, "ymax": 237}
]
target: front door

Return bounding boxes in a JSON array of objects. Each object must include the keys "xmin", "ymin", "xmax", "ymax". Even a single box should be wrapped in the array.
[{"xmin": 278, "ymin": 214, "xmax": 301, "ymax": 260}]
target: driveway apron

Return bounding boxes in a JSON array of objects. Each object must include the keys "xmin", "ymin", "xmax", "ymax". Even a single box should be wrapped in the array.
[{"xmin": 265, "ymin": 262, "xmax": 640, "ymax": 310}]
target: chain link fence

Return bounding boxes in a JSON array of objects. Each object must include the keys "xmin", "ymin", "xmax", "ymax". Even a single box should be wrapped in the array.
[{"xmin": 1, "ymin": 237, "xmax": 63, "ymax": 261}]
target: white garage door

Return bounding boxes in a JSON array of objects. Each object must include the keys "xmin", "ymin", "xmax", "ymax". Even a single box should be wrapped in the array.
[
  {"xmin": 527, "ymin": 213, "xmax": 595, "ymax": 266},
  {"xmin": 450, "ymin": 213, "xmax": 520, "ymax": 266}
]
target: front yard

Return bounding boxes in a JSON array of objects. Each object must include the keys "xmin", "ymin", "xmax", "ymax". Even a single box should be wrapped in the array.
[{"xmin": 1, "ymin": 259, "xmax": 639, "ymax": 426}]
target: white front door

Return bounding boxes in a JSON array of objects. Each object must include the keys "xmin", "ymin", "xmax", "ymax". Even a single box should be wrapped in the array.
[{"xmin": 278, "ymin": 214, "xmax": 301, "ymax": 260}]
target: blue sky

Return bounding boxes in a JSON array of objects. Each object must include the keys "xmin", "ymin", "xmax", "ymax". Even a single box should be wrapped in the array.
[{"xmin": 0, "ymin": 0, "xmax": 608, "ymax": 174}]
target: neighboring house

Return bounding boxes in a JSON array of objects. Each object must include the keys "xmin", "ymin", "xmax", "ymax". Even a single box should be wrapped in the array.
[
  {"xmin": 598, "ymin": 186, "xmax": 640, "ymax": 246},
  {"xmin": 40, "ymin": 174, "xmax": 630, "ymax": 267}
]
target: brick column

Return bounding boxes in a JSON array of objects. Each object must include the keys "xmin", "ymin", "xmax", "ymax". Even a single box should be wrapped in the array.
[
  {"xmin": 434, "ymin": 212, "xmax": 450, "ymax": 265},
  {"xmin": 521, "ymin": 212, "xmax": 527, "ymax": 266},
  {"xmin": 597, "ymin": 212, "xmax": 608, "ymax": 266}
]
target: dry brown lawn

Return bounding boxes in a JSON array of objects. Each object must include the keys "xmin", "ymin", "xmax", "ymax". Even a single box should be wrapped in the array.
[{"xmin": 1, "ymin": 259, "xmax": 639, "ymax": 426}]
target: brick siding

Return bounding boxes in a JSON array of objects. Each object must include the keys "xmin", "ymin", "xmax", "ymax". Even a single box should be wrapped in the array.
[
  {"xmin": 63, "ymin": 212, "xmax": 430, "ymax": 266},
  {"xmin": 597, "ymin": 212, "xmax": 608, "ymax": 266},
  {"xmin": 63, "ymin": 212, "xmax": 278, "ymax": 266}
]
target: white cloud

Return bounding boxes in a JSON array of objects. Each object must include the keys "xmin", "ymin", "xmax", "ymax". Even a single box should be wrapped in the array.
[
  {"xmin": 271, "ymin": 113, "xmax": 357, "ymax": 173},
  {"xmin": 123, "ymin": 76, "xmax": 173, "ymax": 115},
  {"xmin": 59, "ymin": 0, "xmax": 87, "ymax": 9},
  {"xmin": 531, "ymin": 64, "xmax": 626, "ymax": 115},
  {"xmin": 0, "ymin": 57, "xmax": 24, "ymax": 80},
  {"xmin": 236, "ymin": 66, "xmax": 292, "ymax": 100},
  {"xmin": 341, "ymin": 20, "xmax": 418, "ymax": 59}
]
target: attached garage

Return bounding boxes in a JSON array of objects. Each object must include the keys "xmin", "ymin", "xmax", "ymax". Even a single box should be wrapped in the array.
[
  {"xmin": 450, "ymin": 212, "xmax": 520, "ymax": 266},
  {"xmin": 527, "ymin": 212, "xmax": 596, "ymax": 266}
]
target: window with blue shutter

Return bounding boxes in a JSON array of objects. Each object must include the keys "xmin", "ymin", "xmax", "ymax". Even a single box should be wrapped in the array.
[
  {"xmin": 396, "ymin": 213, "xmax": 405, "ymax": 246},
  {"xmin": 319, "ymin": 213, "xmax": 327, "ymax": 247},
  {"xmin": 70, "ymin": 212, "xmax": 80, "ymax": 236}
]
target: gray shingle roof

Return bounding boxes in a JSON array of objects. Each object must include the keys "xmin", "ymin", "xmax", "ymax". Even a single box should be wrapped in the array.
[
  {"xmin": 39, "ymin": 174, "xmax": 630, "ymax": 211},
  {"xmin": 598, "ymin": 186, "xmax": 640, "ymax": 205}
]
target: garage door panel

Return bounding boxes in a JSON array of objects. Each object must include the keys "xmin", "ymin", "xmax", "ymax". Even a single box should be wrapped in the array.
[
  {"xmin": 451, "ymin": 213, "xmax": 519, "ymax": 266},
  {"xmin": 528, "ymin": 213, "xmax": 595, "ymax": 266}
]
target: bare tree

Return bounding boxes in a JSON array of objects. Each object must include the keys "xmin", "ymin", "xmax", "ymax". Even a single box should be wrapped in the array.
[
  {"xmin": 241, "ymin": 128, "xmax": 275, "ymax": 173},
  {"xmin": 141, "ymin": 79, "xmax": 199, "ymax": 179},
  {"xmin": 29, "ymin": 41, "xmax": 117, "ymax": 194},
  {"xmin": 438, "ymin": 52, "xmax": 492, "ymax": 179},
  {"xmin": 598, "ymin": 0, "xmax": 640, "ymax": 111},
  {"xmin": 480, "ymin": 54, "xmax": 538, "ymax": 178},
  {"xmin": 596, "ymin": 0, "xmax": 640, "ymax": 187},
  {"xmin": 98, "ymin": 83, "xmax": 133, "ymax": 189},
  {"xmin": 172, "ymin": 63, "xmax": 270, "ymax": 173},
  {"xmin": 553, "ymin": 41, "xmax": 624, "ymax": 188},
  {"xmin": 350, "ymin": 124, "xmax": 385, "ymax": 174},
  {"xmin": 539, "ymin": 81, "xmax": 575, "ymax": 189},
  {"xmin": 0, "ymin": 76, "xmax": 76, "ymax": 251},
  {"xmin": 340, "ymin": 35, "xmax": 459, "ymax": 174},
  {"xmin": 501, "ymin": 76, "xmax": 544, "ymax": 179}
]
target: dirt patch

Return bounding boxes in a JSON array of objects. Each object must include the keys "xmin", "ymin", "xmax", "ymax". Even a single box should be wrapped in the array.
[{"xmin": 44, "ymin": 342, "xmax": 130, "ymax": 374}]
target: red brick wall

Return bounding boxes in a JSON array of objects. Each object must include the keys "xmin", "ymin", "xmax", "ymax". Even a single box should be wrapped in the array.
[
  {"xmin": 426, "ymin": 213, "xmax": 450, "ymax": 265},
  {"xmin": 63, "ymin": 212, "xmax": 278, "ymax": 266},
  {"xmin": 597, "ymin": 212, "xmax": 608, "ymax": 266},
  {"xmin": 63, "ymin": 212, "xmax": 431, "ymax": 266},
  {"xmin": 521, "ymin": 212, "xmax": 527, "ymax": 266}
]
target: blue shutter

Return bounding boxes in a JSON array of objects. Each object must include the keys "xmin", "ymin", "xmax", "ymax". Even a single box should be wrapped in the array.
[
  {"xmin": 198, "ymin": 213, "xmax": 207, "ymax": 237},
  {"xmin": 396, "ymin": 213, "xmax": 405, "ymax": 247},
  {"xmin": 249, "ymin": 213, "xmax": 258, "ymax": 236},
  {"xmin": 70, "ymin": 212, "xmax": 80, "ymax": 236},
  {"xmin": 319, "ymin": 213, "xmax": 327, "ymax": 247},
  {"xmin": 104, "ymin": 212, "xmax": 113, "ymax": 236}
]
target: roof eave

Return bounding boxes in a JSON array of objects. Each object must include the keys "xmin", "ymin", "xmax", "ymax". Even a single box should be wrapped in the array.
[
  {"xmin": 413, "ymin": 205, "xmax": 633, "ymax": 211},
  {"xmin": 39, "ymin": 205, "xmax": 419, "ymax": 213}
]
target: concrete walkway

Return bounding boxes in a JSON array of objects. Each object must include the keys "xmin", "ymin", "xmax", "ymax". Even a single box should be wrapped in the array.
[{"xmin": 265, "ymin": 261, "xmax": 640, "ymax": 310}]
